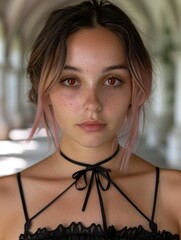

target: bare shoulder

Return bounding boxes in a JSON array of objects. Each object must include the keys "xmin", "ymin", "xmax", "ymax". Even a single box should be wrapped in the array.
[
  {"xmin": 159, "ymin": 167, "xmax": 181, "ymax": 206},
  {"xmin": 159, "ymin": 168, "xmax": 181, "ymax": 232},
  {"xmin": 128, "ymin": 154, "xmax": 181, "ymax": 209},
  {"xmin": 129, "ymin": 155, "xmax": 181, "ymax": 234},
  {"xmin": 157, "ymin": 167, "xmax": 181, "ymax": 205},
  {"xmin": 0, "ymin": 155, "xmax": 54, "ymax": 239},
  {"xmin": 0, "ymin": 174, "xmax": 19, "ymax": 234},
  {"xmin": 0, "ymin": 173, "xmax": 18, "ymax": 203},
  {"xmin": 130, "ymin": 154, "xmax": 181, "ymax": 195},
  {"xmin": 128, "ymin": 154, "xmax": 157, "ymax": 176},
  {"xmin": 160, "ymin": 167, "xmax": 181, "ymax": 185}
]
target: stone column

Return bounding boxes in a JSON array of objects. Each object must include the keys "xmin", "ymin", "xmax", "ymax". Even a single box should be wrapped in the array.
[
  {"xmin": 19, "ymin": 67, "xmax": 35, "ymax": 127},
  {"xmin": 5, "ymin": 39, "xmax": 23, "ymax": 129},
  {"xmin": 18, "ymin": 47, "xmax": 36, "ymax": 127},
  {"xmin": 144, "ymin": 57, "xmax": 174, "ymax": 148},
  {"xmin": 166, "ymin": 51, "xmax": 181, "ymax": 168},
  {"xmin": 0, "ymin": 24, "xmax": 9, "ymax": 139}
]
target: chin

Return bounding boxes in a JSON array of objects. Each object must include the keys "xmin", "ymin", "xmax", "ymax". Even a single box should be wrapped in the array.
[{"xmin": 75, "ymin": 137, "xmax": 117, "ymax": 149}]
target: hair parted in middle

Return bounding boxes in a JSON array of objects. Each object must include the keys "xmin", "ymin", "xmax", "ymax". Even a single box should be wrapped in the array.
[{"xmin": 27, "ymin": 0, "xmax": 152, "ymax": 169}]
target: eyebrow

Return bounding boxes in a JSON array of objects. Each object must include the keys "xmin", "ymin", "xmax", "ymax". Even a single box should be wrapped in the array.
[
  {"xmin": 63, "ymin": 64, "xmax": 128, "ymax": 73},
  {"xmin": 63, "ymin": 65, "xmax": 82, "ymax": 72},
  {"xmin": 102, "ymin": 64, "xmax": 128, "ymax": 73}
]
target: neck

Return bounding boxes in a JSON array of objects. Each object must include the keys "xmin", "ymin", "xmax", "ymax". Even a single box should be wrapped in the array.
[
  {"xmin": 59, "ymin": 138, "xmax": 119, "ymax": 165},
  {"xmin": 60, "ymin": 145, "xmax": 120, "ymax": 167},
  {"xmin": 51, "ymin": 142, "xmax": 121, "ymax": 177}
]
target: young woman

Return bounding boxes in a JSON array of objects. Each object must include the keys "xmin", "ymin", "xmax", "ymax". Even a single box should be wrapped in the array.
[{"xmin": 0, "ymin": 0, "xmax": 181, "ymax": 239}]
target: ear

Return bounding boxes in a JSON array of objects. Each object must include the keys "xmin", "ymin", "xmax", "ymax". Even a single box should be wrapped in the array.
[
  {"xmin": 132, "ymin": 89, "xmax": 146, "ymax": 109},
  {"xmin": 138, "ymin": 94, "xmax": 146, "ymax": 108}
]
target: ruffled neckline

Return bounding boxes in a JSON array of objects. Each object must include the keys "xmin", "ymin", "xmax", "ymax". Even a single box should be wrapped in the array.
[{"xmin": 19, "ymin": 222, "xmax": 179, "ymax": 240}]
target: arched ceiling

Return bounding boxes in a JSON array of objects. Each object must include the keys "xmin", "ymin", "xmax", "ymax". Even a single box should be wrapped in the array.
[{"xmin": 0, "ymin": 0, "xmax": 181, "ymax": 51}]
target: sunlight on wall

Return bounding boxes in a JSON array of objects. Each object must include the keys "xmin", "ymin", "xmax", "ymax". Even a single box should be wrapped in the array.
[
  {"xmin": 0, "ymin": 140, "xmax": 39, "ymax": 155},
  {"xmin": 0, "ymin": 157, "xmax": 27, "ymax": 176},
  {"xmin": 0, "ymin": 139, "xmax": 42, "ymax": 176}
]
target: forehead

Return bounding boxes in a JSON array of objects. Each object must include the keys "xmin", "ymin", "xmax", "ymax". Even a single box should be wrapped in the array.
[{"xmin": 65, "ymin": 26, "xmax": 127, "ymax": 67}]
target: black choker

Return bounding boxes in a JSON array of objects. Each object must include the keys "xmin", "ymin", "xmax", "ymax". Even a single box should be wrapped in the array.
[
  {"xmin": 59, "ymin": 146, "xmax": 119, "ymax": 232},
  {"xmin": 60, "ymin": 145, "xmax": 120, "ymax": 167}
]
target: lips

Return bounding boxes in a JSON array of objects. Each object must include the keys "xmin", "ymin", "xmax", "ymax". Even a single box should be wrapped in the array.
[{"xmin": 77, "ymin": 120, "xmax": 106, "ymax": 132}]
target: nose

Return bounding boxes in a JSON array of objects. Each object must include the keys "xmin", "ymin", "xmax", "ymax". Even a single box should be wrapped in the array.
[{"xmin": 83, "ymin": 87, "xmax": 102, "ymax": 113}]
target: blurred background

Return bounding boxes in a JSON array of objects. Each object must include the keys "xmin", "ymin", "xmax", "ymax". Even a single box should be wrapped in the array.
[{"xmin": 0, "ymin": 0, "xmax": 181, "ymax": 176}]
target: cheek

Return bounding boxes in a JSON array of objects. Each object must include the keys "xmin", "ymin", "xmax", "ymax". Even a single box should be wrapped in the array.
[
  {"xmin": 50, "ymin": 92, "xmax": 81, "ymax": 113},
  {"xmin": 104, "ymin": 93, "xmax": 131, "ymax": 113},
  {"xmin": 63, "ymin": 98, "xmax": 82, "ymax": 112}
]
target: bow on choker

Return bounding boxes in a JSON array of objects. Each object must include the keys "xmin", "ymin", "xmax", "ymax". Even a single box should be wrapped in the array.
[{"xmin": 60, "ymin": 146, "xmax": 120, "ymax": 231}]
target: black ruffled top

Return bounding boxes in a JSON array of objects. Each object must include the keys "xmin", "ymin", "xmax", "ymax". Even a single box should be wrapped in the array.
[{"xmin": 19, "ymin": 222, "xmax": 179, "ymax": 240}]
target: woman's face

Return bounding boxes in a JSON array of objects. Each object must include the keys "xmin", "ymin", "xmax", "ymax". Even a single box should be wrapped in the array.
[{"xmin": 49, "ymin": 26, "xmax": 132, "ymax": 149}]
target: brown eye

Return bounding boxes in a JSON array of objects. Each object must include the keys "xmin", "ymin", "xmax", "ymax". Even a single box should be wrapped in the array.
[
  {"xmin": 67, "ymin": 78, "xmax": 76, "ymax": 85},
  {"xmin": 108, "ymin": 77, "xmax": 116, "ymax": 85},
  {"xmin": 104, "ymin": 76, "xmax": 123, "ymax": 87},
  {"xmin": 60, "ymin": 77, "xmax": 80, "ymax": 87}
]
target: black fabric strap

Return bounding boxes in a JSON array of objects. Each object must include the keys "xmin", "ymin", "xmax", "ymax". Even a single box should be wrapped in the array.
[
  {"xmin": 29, "ymin": 182, "xmax": 75, "ymax": 222},
  {"xmin": 151, "ymin": 167, "xmax": 160, "ymax": 222},
  {"xmin": 17, "ymin": 173, "xmax": 29, "ymax": 221},
  {"xmin": 17, "ymin": 171, "xmax": 77, "ymax": 233},
  {"xmin": 108, "ymin": 177, "xmax": 151, "ymax": 222},
  {"xmin": 149, "ymin": 167, "xmax": 160, "ymax": 232},
  {"xmin": 17, "ymin": 172, "xmax": 31, "ymax": 232}
]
